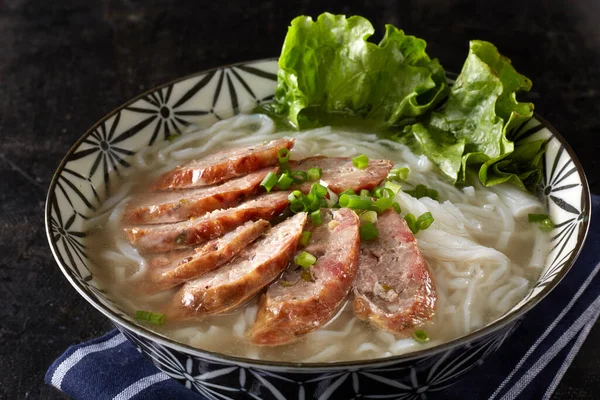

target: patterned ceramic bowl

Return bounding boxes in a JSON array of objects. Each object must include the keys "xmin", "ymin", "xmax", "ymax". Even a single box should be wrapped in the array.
[{"xmin": 45, "ymin": 60, "xmax": 591, "ymax": 399}]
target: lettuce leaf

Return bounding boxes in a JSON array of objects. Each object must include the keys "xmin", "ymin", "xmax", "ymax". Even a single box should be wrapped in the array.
[
  {"xmin": 400, "ymin": 40, "xmax": 541, "ymax": 190},
  {"xmin": 270, "ymin": 13, "xmax": 448, "ymax": 128}
]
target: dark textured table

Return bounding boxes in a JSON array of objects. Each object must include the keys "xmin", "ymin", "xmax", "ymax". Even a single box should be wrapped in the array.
[{"xmin": 1, "ymin": 1, "xmax": 599, "ymax": 398}]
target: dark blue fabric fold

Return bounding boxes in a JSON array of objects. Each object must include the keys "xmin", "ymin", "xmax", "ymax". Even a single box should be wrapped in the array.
[{"xmin": 46, "ymin": 195, "xmax": 599, "ymax": 400}]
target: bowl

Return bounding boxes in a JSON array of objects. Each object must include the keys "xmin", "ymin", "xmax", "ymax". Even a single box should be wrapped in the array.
[{"xmin": 45, "ymin": 59, "xmax": 591, "ymax": 399}]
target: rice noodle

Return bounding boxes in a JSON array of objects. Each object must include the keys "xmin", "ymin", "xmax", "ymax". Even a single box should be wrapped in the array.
[{"xmin": 84, "ymin": 113, "xmax": 550, "ymax": 362}]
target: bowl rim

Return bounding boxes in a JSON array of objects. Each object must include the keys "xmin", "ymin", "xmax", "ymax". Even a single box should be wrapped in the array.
[{"xmin": 45, "ymin": 58, "xmax": 592, "ymax": 369}]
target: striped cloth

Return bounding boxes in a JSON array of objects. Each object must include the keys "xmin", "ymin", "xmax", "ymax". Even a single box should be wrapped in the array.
[{"xmin": 46, "ymin": 195, "xmax": 600, "ymax": 400}]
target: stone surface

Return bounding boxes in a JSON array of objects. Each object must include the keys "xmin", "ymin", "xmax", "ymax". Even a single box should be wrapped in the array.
[{"xmin": 1, "ymin": 0, "xmax": 599, "ymax": 398}]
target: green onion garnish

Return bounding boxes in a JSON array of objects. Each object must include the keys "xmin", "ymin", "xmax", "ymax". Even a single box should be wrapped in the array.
[
  {"xmin": 307, "ymin": 167, "xmax": 322, "ymax": 181},
  {"xmin": 310, "ymin": 182, "xmax": 328, "ymax": 198},
  {"xmin": 405, "ymin": 213, "xmax": 418, "ymax": 234},
  {"xmin": 260, "ymin": 172, "xmax": 278, "ymax": 192},
  {"xmin": 276, "ymin": 173, "xmax": 294, "ymax": 190},
  {"xmin": 417, "ymin": 212, "xmax": 435, "ymax": 230},
  {"xmin": 278, "ymin": 148, "xmax": 290, "ymax": 162},
  {"xmin": 291, "ymin": 170, "xmax": 307, "ymax": 184},
  {"xmin": 135, "ymin": 310, "xmax": 165, "ymax": 325},
  {"xmin": 339, "ymin": 194, "xmax": 374, "ymax": 210},
  {"xmin": 300, "ymin": 231, "xmax": 312, "ymax": 246},
  {"xmin": 384, "ymin": 181, "xmax": 402, "ymax": 196},
  {"xmin": 303, "ymin": 193, "xmax": 321, "ymax": 212},
  {"xmin": 166, "ymin": 134, "xmax": 180, "ymax": 142},
  {"xmin": 528, "ymin": 213, "xmax": 550, "ymax": 222},
  {"xmin": 301, "ymin": 269, "xmax": 316, "ymax": 282},
  {"xmin": 528, "ymin": 213, "xmax": 554, "ymax": 232},
  {"xmin": 311, "ymin": 209, "xmax": 323, "ymax": 225},
  {"xmin": 290, "ymin": 200, "xmax": 306, "ymax": 213},
  {"xmin": 374, "ymin": 187, "xmax": 395, "ymax": 199},
  {"xmin": 392, "ymin": 202, "xmax": 402, "ymax": 214},
  {"xmin": 295, "ymin": 251, "xmax": 317, "ymax": 268},
  {"xmin": 372, "ymin": 197, "xmax": 393, "ymax": 213},
  {"xmin": 412, "ymin": 330, "xmax": 429, "ymax": 343},
  {"xmin": 539, "ymin": 218, "xmax": 554, "ymax": 231},
  {"xmin": 405, "ymin": 184, "xmax": 439, "ymax": 201},
  {"xmin": 339, "ymin": 188, "xmax": 357, "ymax": 196},
  {"xmin": 359, "ymin": 210, "xmax": 378, "ymax": 224},
  {"xmin": 352, "ymin": 154, "xmax": 369, "ymax": 169},
  {"xmin": 360, "ymin": 221, "xmax": 379, "ymax": 241},
  {"xmin": 360, "ymin": 189, "xmax": 371, "ymax": 197},
  {"xmin": 393, "ymin": 167, "xmax": 410, "ymax": 181}
]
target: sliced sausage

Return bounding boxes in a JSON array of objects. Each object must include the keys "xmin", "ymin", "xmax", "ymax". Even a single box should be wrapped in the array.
[
  {"xmin": 290, "ymin": 157, "xmax": 393, "ymax": 194},
  {"xmin": 124, "ymin": 168, "xmax": 275, "ymax": 224},
  {"xmin": 152, "ymin": 139, "xmax": 294, "ymax": 191},
  {"xmin": 353, "ymin": 210, "xmax": 436, "ymax": 333},
  {"xmin": 140, "ymin": 220, "xmax": 270, "ymax": 293},
  {"xmin": 166, "ymin": 212, "xmax": 307, "ymax": 320},
  {"xmin": 124, "ymin": 192, "xmax": 290, "ymax": 253},
  {"xmin": 249, "ymin": 208, "xmax": 360, "ymax": 346}
]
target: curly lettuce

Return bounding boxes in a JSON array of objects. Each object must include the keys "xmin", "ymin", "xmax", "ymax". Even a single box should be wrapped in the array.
[
  {"xmin": 401, "ymin": 40, "xmax": 542, "ymax": 190},
  {"xmin": 269, "ymin": 13, "xmax": 448, "ymax": 129},
  {"xmin": 264, "ymin": 13, "xmax": 543, "ymax": 192}
]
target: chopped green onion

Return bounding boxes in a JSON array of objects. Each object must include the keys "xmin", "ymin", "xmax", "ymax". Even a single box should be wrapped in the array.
[
  {"xmin": 277, "ymin": 148, "xmax": 290, "ymax": 162},
  {"xmin": 291, "ymin": 170, "xmax": 307, "ymax": 184},
  {"xmin": 166, "ymin": 134, "xmax": 179, "ymax": 142},
  {"xmin": 276, "ymin": 173, "xmax": 294, "ymax": 190},
  {"xmin": 352, "ymin": 154, "xmax": 369, "ymax": 169},
  {"xmin": 311, "ymin": 209, "xmax": 323, "ymax": 225},
  {"xmin": 413, "ymin": 330, "xmax": 429, "ymax": 343},
  {"xmin": 384, "ymin": 181, "xmax": 402, "ymax": 195},
  {"xmin": 417, "ymin": 212, "xmax": 435, "ymax": 230},
  {"xmin": 295, "ymin": 251, "xmax": 317, "ymax": 268},
  {"xmin": 374, "ymin": 187, "xmax": 395, "ymax": 199},
  {"xmin": 288, "ymin": 192, "xmax": 300, "ymax": 202},
  {"xmin": 300, "ymin": 231, "xmax": 312, "ymax": 246},
  {"xmin": 372, "ymin": 197, "xmax": 393, "ymax": 213},
  {"xmin": 260, "ymin": 172, "xmax": 278, "ymax": 192},
  {"xmin": 360, "ymin": 189, "xmax": 371, "ymax": 197},
  {"xmin": 360, "ymin": 221, "xmax": 379, "ymax": 241},
  {"xmin": 391, "ymin": 167, "xmax": 409, "ymax": 181},
  {"xmin": 339, "ymin": 194, "xmax": 374, "ymax": 210},
  {"xmin": 359, "ymin": 210, "xmax": 378, "ymax": 224},
  {"xmin": 528, "ymin": 213, "xmax": 551, "ymax": 222},
  {"xmin": 290, "ymin": 200, "xmax": 306, "ymax": 213},
  {"xmin": 310, "ymin": 182, "xmax": 328, "ymax": 198},
  {"xmin": 415, "ymin": 184, "xmax": 427, "ymax": 198},
  {"xmin": 392, "ymin": 202, "xmax": 402, "ymax": 214},
  {"xmin": 303, "ymin": 193, "xmax": 321, "ymax": 212},
  {"xmin": 539, "ymin": 218, "xmax": 554, "ymax": 232},
  {"xmin": 426, "ymin": 188, "xmax": 439, "ymax": 201},
  {"xmin": 307, "ymin": 167, "xmax": 322, "ymax": 181},
  {"xmin": 135, "ymin": 310, "xmax": 150, "ymax": 321},
  {"xmin": 135, "ymin": 310, "xmax": 165, "ymax": 325},
  {"xmin": 339, "ymin": 188, "xmax": 357, "ymax": 196},
  {"xmin": 404, "ymin": 213, "xmax": 418, "ymax": 234},
  {"xmin": 293, "ymin": 190, "xmax": 303, "ymax": 198},
  {"xmin": 528, "ymin": 213, "xmax": 554, "ymax": 232}
]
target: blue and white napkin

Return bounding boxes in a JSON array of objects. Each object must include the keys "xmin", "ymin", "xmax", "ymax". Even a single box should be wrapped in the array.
[{"xmin": 46, "ymin": 195, "xmax": 600, "ymax": 400}]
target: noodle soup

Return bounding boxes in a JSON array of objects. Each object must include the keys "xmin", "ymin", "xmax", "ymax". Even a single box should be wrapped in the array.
[{"xmin": 86, "ymin": 113, "xmax": 550, "ymax": 362}]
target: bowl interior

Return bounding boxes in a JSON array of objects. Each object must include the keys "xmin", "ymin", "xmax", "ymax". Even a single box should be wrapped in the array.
[{"xmin": 46, "ymin": 59, "xmax": 591, "ymax": 367}]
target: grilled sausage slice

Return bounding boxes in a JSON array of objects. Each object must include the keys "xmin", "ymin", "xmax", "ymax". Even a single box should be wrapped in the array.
[
  {"xmin": 124, "ymin": 192, "xmax": 290, "ymax": 253},
  {"xmin": 353, "ymin": 210, "xmax": 436, "ymax": 333},
  {"xmin": 140, "ymin": 220, "xmax": 270, "ymax": 293},
  {"xmin": 290, "ymin": 157, "xmax": 393, "ymax": 194},
  {"xmin": 124, "ymin": 168, "xmax": 276, "ymax": 224},
  {"xmin": 249, "ymin": 208, "xmax": 360, "ymax": 346},
  {"xmin": 167, "ymin": 212, "xmax": 307, "ymax": 319},
  {"xmin": 152, "ymin": 139, "xmax": 294, "ymax": 190}
]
